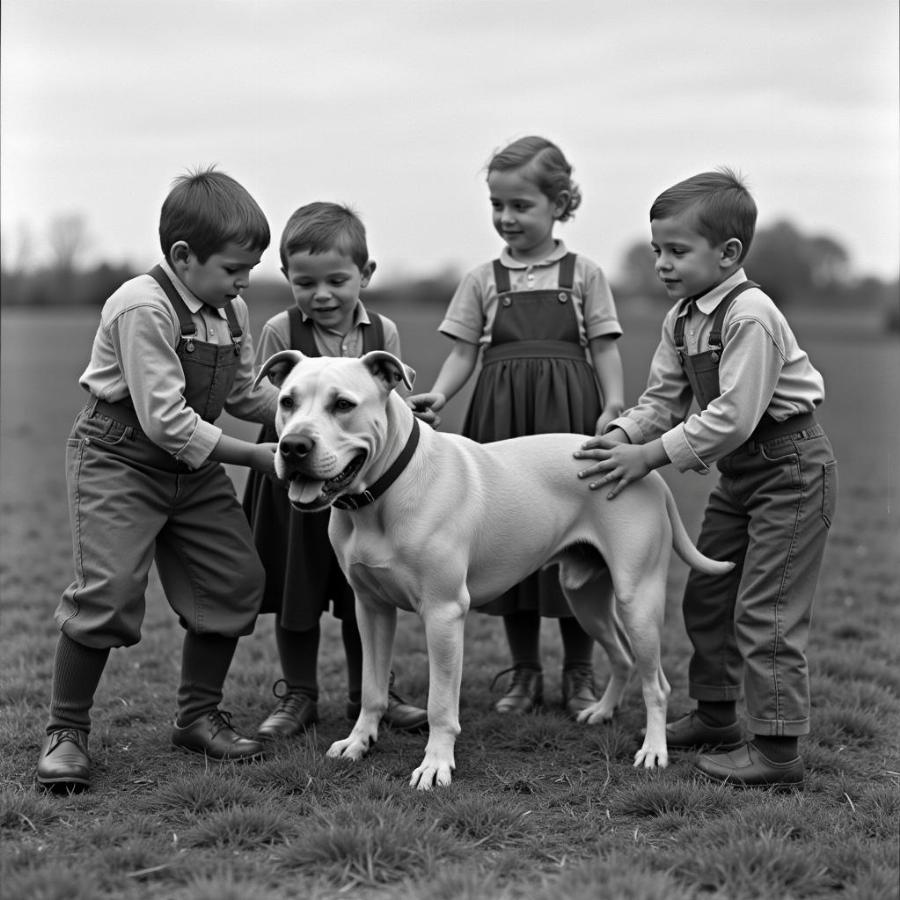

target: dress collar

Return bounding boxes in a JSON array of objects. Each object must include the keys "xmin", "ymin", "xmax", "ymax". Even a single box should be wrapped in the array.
[{"xmin": 499, "ymin": 239, "xmax": 569, "ymax": 270}]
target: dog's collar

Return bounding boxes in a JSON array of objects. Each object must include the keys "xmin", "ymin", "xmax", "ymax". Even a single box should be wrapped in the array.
[{"xmin": 332, "ymin": 418, "xmax": 420, "ymax": 511}]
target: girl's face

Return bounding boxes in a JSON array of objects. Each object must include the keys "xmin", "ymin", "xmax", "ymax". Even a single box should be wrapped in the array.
[{"xmin": 487, "ymin": 167, "xmax": 566, "ymax": 262}]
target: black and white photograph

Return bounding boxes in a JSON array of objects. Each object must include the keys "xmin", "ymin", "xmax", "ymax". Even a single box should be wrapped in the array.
[{"xmin": 1, "ymin": 2, "xmax": 898, "ymax": 898}]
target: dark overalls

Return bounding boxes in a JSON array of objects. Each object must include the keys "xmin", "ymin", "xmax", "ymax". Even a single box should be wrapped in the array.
[
  {"xmin": 675, "ymin": 282, "xmax": 837, "ymax": 737},
  {"xmin": 57, "ymin": 266, "xmax": 266, "ymax": 648},
  {"xmin": 242, "ymin": 308, "xmax": 386, "ymax": 631},
  {"xmin": 464, "ymin": 254, "xmax": 603, "ymax": 617}
]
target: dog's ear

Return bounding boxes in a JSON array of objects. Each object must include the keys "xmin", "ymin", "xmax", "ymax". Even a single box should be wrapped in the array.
[
  {"xmin": 254, "ymin": 349, "xmax": 305, "ymax": 389},
  {"xmin": 360, "ymin": 351, "xmax": 415, "ymax": 393}
]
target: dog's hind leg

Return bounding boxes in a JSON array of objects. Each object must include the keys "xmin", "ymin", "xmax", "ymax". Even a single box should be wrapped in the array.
[
  {"xmin": 559, "ymin": 552, "xmax": 635, "ymax": 725},
  {"xmin": 612, "ymin": 570, "xmax": 671, "ymax": 769}
]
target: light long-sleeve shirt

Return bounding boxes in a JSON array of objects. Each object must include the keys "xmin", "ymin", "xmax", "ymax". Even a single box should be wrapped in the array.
[
  {"xmin": 608, "ymin": 269, "xmax": 825, "ymax": 473},
  {"xmin": 79, "ymin": 259, "xmax": 278, "ymax": 469}
]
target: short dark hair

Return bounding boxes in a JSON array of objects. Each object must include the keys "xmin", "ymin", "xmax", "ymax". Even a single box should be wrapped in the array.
[
  {"xmin": 279, "ymin": 202, "xmax": 369, "ymax": 271},
  {"xmin": 159, "ymin": 166, "xmax": 270, "ymax": 263},
  {"xmin": 487, "ymin": 135, "xmax": 582, "ymax": 222},
  {"xmin": 650, "ymin": 168, "xmax": 757, "ymax": 261}
]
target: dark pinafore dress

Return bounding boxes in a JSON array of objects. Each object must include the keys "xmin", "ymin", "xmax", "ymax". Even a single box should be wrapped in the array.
[
  {"xmin": 242, "ymin": 309, "xmax": 385, "ymax": 632},
  {"xmin": 464, "ymin": 254, "xmax": 603, "ymax": 617}
]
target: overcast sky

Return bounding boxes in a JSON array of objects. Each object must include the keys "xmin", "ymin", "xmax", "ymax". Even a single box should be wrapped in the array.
[{"xmin": 2, "ymin": 0, "xmax": 898, "ymax": 284}]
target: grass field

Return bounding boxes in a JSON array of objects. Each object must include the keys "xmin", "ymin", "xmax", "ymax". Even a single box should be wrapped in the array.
[{"xmin": 1, "ymin": 294, "xmax": 898, "ymax": 899}]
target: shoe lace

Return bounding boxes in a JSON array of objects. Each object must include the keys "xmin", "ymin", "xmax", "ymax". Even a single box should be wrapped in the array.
[
  {"xmin": 490, "ymin": 665, "xmax": 539, "ymax": 693},
  {"xmin": 205, "ymin": 709, "xmax": 234, "ymax": 739},
  {"xmin": 49, "ymin": 728, "xmax": 87, "ymax": 751},
  {"xmin": 565, "ymin": 665, "xmax": 595, "ymax": 693},
  {"xmin": 269, "ymin": 679, "xmax": 313, "ymax": 715}
]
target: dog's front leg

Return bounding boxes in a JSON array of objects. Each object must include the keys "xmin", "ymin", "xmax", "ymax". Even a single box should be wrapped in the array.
[
  {"xmin": 409, "ymin": 595, "xmax": 467, "ymax": 790},
  {"xmin": 326, "ymin": 596, "xmax": 396, "ymax": 763}
]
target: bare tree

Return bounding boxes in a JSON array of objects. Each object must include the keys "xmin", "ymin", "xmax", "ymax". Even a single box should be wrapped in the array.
[{"xmin": 47, "ymin": 213, "xmax": 90, "ymax": 273}]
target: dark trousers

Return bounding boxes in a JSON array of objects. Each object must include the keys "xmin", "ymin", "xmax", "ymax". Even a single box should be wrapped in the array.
[{"xmin": 682, "ymin": 426, "xmax": 836, "ymax": 736}]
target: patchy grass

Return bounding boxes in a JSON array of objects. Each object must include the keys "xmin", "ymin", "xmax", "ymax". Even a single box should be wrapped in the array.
[{"xmin": 1, "ymin": 305, "xmax": 898, "ymax": 899}]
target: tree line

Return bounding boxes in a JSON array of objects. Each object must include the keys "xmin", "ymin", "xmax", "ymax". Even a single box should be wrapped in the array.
[{"xmin": 2, "ymin": 214, "xmax": 897, "ymax": 330}]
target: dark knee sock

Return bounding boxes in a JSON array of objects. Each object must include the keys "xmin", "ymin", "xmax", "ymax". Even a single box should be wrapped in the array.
[
  {"xmin": 696, "ymin": 700, "xmax": 738, "ymax": 728},
  {"xmin": 275, "ymin": 622, "xmax": 320, "ymax": 701},
  {"xmin": 176, "ymin": 631, "xmax": 238, "ymax": 726},
  {"xmin": 558, "ymin": 616, "xmax": 595, "ymax": 670},
  {"xmin": 503, "ymin": 611, "xmax": 541, "ymax": 670},
  {"xmin": 341, "ymin": 618, "xmax": 363, "ymax": 705},
  {"xmin": 47, "ymin": 633, "xmax": 110, "ymax": 733},
  {"xmin": 752, "ymin": 734, "xmax": 799, "ymax": 762}
]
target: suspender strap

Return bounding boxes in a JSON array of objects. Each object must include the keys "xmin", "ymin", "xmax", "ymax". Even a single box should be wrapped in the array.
[
  {"xmin": 673, "ymin": 281, "xmax": 759, "ymax": 353},
  {"xmin": 492, "ymin": 253, "xmax": 577, "ymax": 295},
  {"xmin": 148, "ymin": 265, "xmax": 243, "ymax": 341},
  {"xmin": 288, "ymin": 306, "xmax": 319, "ymax": 355},
  {"xmin": 492, "ymin": 259, "xmax": 511, "ymax": 294},
  {"xmin": 362, "ymin": 311, "xmax": 385, "ymax": 352},
  {"xmin": 287, "ymin": 308, "xmax": 386, "ymax": 354},
  {"xmin": 557, "ymin": 253, "xmax": 576, "ymax": 290}
]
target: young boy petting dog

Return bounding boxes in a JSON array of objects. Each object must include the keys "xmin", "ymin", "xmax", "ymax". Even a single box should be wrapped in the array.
[
  {"xmin": 575, "ymin": 168, "xmax": 837, "ymax": 790},
  {"xmin": 37, "ymin": 167, "xmax": 280, "ymax": 792},
  {"xmin": 243, "ymin": 202, "xmax": 427, "ymax": 740}
]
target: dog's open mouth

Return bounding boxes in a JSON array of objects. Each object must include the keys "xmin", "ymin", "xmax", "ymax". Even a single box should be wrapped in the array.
[{"xmin": 287, "ymin": 452, "xmax": 366, "ymax": 510}]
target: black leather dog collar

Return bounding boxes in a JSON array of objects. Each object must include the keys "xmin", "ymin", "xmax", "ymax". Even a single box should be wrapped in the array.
[{"xmin": 332, "ymin": 418, "xmax": 420, "ymax": 511}]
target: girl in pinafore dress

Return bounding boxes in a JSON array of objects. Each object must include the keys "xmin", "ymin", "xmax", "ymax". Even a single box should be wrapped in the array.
[{"xmin": 408, "ymin": 136, "xmax": 625, "ymax": 718}]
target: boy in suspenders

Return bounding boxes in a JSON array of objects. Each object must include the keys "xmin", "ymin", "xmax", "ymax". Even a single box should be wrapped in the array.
[
  {"xmin": 37, "ymin": 168, "xmax": 280, "ymax": 791},
  {"xmin": 576, "ymin": 170, "xmax": 837, "ymax": 789},
  {"xmin": 243, "ymin": 202, "xmax": 426, "ymax": 739}
]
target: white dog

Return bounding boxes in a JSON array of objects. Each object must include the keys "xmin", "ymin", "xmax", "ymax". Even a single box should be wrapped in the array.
[{"xmin": 256, "ymin": 350, "xmax": 733, "ymax": 790}]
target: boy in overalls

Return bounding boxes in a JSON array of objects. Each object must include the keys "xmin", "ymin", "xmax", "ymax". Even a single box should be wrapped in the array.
[
  {"xmin": 575, "ymin": 169, "xmax": 837, "ymax": 789},
  {"xmin": 37, "ymin": 168, "xmax": 280, "ymax": 791}
]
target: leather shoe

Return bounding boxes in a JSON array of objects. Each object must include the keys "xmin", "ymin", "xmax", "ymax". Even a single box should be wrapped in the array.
[
  {"xmin": 695, "ymin": 742, "xmax": 804, "ymax": 790},
  {"xmin": 562, "ymin": 665, "xmax": 598, "ymax": 719},
  {"xmin": 256, "ymin": 681, "xmax": 318, "ymax": 739},
  {"xmin": 666, "ymin": 711, "xmax": 743, "ymax": 751},
  {"xmin": 172, "ymin": 710, "xmax": 264, "ymax": 762},
  {"xmin": 346, "ymin": 673, "xmax": 428, "ymax": 733},
  {"xmin": 492, "ymin": 665, "xmax": 543, "ymax": 715},
  {"xmin": 37, "ymin": 728, "xmax": 90, "ymax": 792}
]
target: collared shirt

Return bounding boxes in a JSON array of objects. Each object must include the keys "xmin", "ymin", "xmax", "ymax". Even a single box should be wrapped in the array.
[
  {"xmin": 79, "ymin": 259, "xmax": 278, "ymax": 469},
  {"xmin": 255, "ymin": 300, "xmax": 401, "ymax": 364},
  {"xmin": 438, "ymin": 241, "xmax": 622, "ymax": 347},
  {"xmin": 607, "ymin": 269, "xmax": 825, "ymax": 473}
]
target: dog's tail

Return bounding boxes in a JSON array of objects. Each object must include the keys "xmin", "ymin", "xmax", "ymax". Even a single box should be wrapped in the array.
[{"xmin": 664, "ymin": 482, "xmax": 736, "ymax": 576}]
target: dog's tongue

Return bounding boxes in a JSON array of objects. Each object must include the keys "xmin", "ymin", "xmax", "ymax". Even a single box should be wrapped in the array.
[{"xmin": 289, "ymin": 479, "xmax": 325, "ymax": 506}]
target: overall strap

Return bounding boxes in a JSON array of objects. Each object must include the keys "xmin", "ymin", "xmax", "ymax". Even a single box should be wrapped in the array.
[
  {"xmin": 557, "ymin": 253, "xmax": 576, "ymax": 290},
  {"xmin": 148, "ymin": 264, "xmax": 243, "ymax": 345},
  {"xmin": 673, "ymin": 280, "xmax": 759, "ymax": 357},
  {"xmin": 288, "ymin": 306, "xmax": 320, "ymax": 356},
  {"xmin": 149, "ymin": 265, "xmax": 196, "ymax": 337},
  {"xmin": 362, "ymin": 311, "xmax": 386, "ymax": 352},
  {"xmin": 492, "ymin": 259, "xmax": 511, "ymax": 295},
  {"xmin": 707, "ymin": 281, "xmax": 759, "ymax": 353}
]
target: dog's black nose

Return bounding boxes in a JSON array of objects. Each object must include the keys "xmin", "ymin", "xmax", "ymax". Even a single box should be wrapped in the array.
[{"xmin": 279, "ymin": 433, "xmax": 314, "ymax": 460}]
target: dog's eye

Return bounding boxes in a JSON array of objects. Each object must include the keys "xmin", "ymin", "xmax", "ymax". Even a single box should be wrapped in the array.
[
  {"xmin": 334, "ymin": 398, "xmax": 355, "ymax": 412},
  {"xmin": 279, "ymin": 396, "xmax": 295, "ymax": 410}
]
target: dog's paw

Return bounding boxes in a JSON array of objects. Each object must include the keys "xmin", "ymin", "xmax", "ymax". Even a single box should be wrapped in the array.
[
  {"xmin": 326, "ymin": 733, "xmax": 375, "ymax": 762},
  {"xmin": 576, "ymin": 701, "xmax": 618, "ymax": 725},
  {"xmin": 633, "ymin": 745, "xmax": 669, "ymax": 770},
  {"xmin": 409, "ymin": 756, "xmax": 454, "ymax": 791}
]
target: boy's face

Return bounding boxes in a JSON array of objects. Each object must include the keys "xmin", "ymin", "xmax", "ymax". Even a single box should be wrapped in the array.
[
  {"xmin": 176, "ymin": 242, "xmax": 262, "ymax": 308},
  {"xmin": 488, "ymin": 168, "xmax": 566, "ymax": 262},
  {"xmin": 650, "ymin": 215, "xmax": 739, "ymax": 301},
  {"xmin": 283, "ymin": 248, "xmax": 374, "ymax": 334}
]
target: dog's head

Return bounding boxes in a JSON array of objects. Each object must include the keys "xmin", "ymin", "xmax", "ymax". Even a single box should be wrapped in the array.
[{"xmin": 255, "ymin": 350, "xmax": 415, "ymax": 512}]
